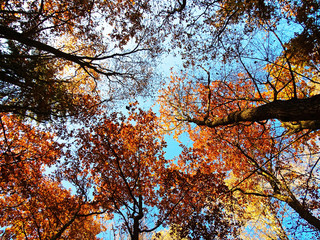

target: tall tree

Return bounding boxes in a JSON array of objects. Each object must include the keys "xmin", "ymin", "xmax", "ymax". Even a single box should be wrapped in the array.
[
  {"xmin": 0, "ymin": 0, "xmax": 159, "ymax": 120},
  {"xmin": 158, "ymin": 0, "xmax": 320, "ymax": 238},
  {"xmin": 156, "ymin": 0, "xmax": 320, "ymax": 127},
  {"xmin": 59, "ymin": 106, "xmax": 240, "ymax": 240},
  {"xmin": 0, "ymin": 1, "xmax": 192, "ymax": 238},
  {"xmin": 2, "ymin": 0, "xmax": 320, "ymax": 238},
  {"xmin": 159, "ymin": 69, "xmax": 320, "ymax": 238}
]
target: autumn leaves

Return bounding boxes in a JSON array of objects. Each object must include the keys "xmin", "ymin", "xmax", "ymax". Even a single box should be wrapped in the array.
[{"xmin": 1, "ymin": 0, "xmax": 320, "ymax": 239}]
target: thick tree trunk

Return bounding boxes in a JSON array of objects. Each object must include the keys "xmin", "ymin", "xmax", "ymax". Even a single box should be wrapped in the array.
[
  {"xmin": 132, "ymin": 195, "xmax": 144, "ymax": 240},
  {"xmin": 286, "ymin": 198, "xmax": 320, "ymax": 231},
  {"xmin": 273, "ymin": 186, "xmax": 320, "ymax": 231},
  {"xmin": 187, "ymin": 94, "xmax": 320, "ymax": 130}
]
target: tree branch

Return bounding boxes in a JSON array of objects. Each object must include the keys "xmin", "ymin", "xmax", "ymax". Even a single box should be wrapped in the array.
[
  {"xmin": 0, "ymin": 26, "xmax": 123, "ymax": 77},
  {"xmin": 184, "ymin": 94, "xmax": 320, "ymax": 129}
]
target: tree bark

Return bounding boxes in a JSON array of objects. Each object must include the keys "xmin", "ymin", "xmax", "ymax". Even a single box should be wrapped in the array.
[
  {"xmin": 187, "ymin": 94, "xmax": 320, "ymax": 130},
  {"xmin": 273, "ymin": 193, "xmax": 320, "ymax": 231},
  {"xmin": 287, "ymin": 199, "xmax": 320, "ymax": 231},
  {"xmin": 132, "ymin": 195, "xmax": 144, "ymax": 240}
]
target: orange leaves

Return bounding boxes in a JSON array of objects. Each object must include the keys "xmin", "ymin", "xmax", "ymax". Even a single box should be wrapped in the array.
[
  {"xmin": 0, "ymin": 113, "xmax": 59, "ymax": 181},
  {"xmin": 1, "ymin": 0, "xmax": 154, "ymax": 121},
  {"xmin": 74, "ymin": 108, "xmax": 168, "ymax": 201},
  {"xmin": 66, "ymin": 108, "xmax": 175, "ymax": 235},
  {"xmin": 1, "ymin": 178, "xmax": 104, "ymax": 239},
  {"xmin": 158, "ymin": 51, "xmax": 320, "ymax": 235},
  {"xmin": 1, "ymin": 0, "xmax": 320, "ymax": 238},
  {"xmin": 159, "ymin": 72, "xmax": 206, "ymax": 134},
  {"xmin": 159, "ymin": 70, "xmax": 259, "ymax": 139},
  {"xmin": 0, "ymin": 113, "xmax": 105, "ymax": 238},
  {"xmin": 61, "ymin": 106, "xmax": 237, "ymax": 238}
]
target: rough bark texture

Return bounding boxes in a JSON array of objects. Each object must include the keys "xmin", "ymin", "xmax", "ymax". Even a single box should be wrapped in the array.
[{"xmin": 187, "ymin": 94, "xmax": 320, "ymax": 130}]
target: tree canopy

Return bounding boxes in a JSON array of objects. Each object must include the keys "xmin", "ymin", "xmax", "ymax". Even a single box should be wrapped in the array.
[{"xmin": 1, "ymin": 0, "xmax": 320, "ymax": 239}]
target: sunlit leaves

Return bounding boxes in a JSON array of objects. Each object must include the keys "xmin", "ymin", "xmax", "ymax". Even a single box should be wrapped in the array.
[
  {"xmin": 60, "ymin": 107, "xmax": 173, "ymax": 237},
  {"xmin": 1, "ymin": 0, "xmax": 320, "ymax": 239},
  {"xmin": 157, "ymin": 0, "xmax": 320, "ymax": 234},
  {"xmin": 0, "ymin": 113, "xmax": 104, "ymax": 238}
]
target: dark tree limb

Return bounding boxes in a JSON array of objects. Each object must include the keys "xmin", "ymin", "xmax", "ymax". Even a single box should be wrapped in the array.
[
  {"xmin": 184, "ymin": 94, "xmax": 320, "ymax": 130},
  {"xmin": 168, "ymin": 0, "xmax": 187, "ymax": 14},
  {"xmin": 0, "ymin": 25, "xmax": 124, "ymax": 77}
]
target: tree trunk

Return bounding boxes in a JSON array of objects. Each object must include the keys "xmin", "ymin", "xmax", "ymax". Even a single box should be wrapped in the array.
[
  {"xmin": 286, "ymin": 198, "xmax": 320, "ymax": 231},
  {"xmin": 132, "ymin": 195, "xmax": 144, "ymax": 240},
  {"xmin": 273, "ymin": 193, "xmax": 320, "ymax": 231},
  {"xmin": 132, "ymin": 217, "xmax": 140, "ymax": 240},
  {"xmin": 187, "ymin": 94, "xmax": 320, "ymax": 130}
]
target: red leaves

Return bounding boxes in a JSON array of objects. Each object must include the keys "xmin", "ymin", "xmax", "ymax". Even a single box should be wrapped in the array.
[
  {"xmin": 71, "ymin": 108, "xmax": 168, "ymax": 210},
  {"xmin": 0, "ymin": 113, "xmax": 104, "ymax": 239},
  {"xmin": 158, "ymin": 56, "xmax": 320, "ymax": 235}
]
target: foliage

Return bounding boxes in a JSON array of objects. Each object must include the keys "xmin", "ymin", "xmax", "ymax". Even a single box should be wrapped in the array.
[
  {"xmin": 1, "ymin": 0, "xmax": 320, "ymax": 239},
  {"xmin": 0, "ymin": 0, "xmax": 157, "ymax": 120},
  {"xmin": 158, "ymin": 0, "xmax": 320, "ymax": 238},
  {"xmin": 57, "ymin": 106, "xmax": 240, "ymax": 240},
  {"xmin": 0, "ymin": 113, "xmax": 105, "ymax": 239}
]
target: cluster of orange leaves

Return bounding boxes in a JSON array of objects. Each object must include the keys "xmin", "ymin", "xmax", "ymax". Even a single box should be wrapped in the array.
[{"xmin": 0, "ymin": 113, "xmax": 104, "ymax": 239}]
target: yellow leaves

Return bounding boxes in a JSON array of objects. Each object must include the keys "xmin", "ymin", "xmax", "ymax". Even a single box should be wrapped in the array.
[
  {"xmin": 157, "ymin": 49, "xmax": 320, "ymax": 236},
  {"xmin": 158, "ymin": 72, "xmax": 200, "ymax": 140},
  {"xmin": 153, "ymin": 227, "xmax": 188, "ymax": 240},
  {"xmin": 264, "ymin": 52, "xmax": 320, "ymax": 101},
  {"xmin": 236, "ymin": 198, "xmax": 289, "ymax": 240}
]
